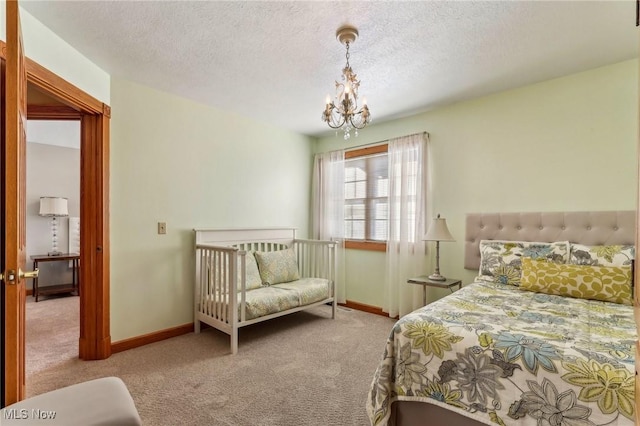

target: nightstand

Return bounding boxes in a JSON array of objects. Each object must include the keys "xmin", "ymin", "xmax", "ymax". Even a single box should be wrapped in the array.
[{"xmin": 407, "ymin": 276, "xmax": 462, "ymax": 306}]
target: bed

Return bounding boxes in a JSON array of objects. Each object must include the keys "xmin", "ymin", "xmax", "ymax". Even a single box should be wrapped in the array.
[{"xmin": 367, "ymin": 211, "xmax": 637, "ymax": 426}]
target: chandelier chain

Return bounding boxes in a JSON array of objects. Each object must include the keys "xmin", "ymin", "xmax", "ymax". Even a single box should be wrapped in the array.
[{"xmin": 345, "ymin": 42, "xmax": 350, "ymax": 69}]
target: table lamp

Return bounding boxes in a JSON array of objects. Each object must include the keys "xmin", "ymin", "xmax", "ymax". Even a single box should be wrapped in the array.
[
  {"xmin": 39, "ymin": 196, "xmax": 69, "ymax": 256},
  {"xmin": 423, "ymin": 213, "xmax": 455, "ymax": 281}
]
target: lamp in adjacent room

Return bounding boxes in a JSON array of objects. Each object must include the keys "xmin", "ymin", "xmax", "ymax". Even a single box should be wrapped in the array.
[
  {"xmin": 39, "ymin": 196, "xmax": 69, "ymax": 256},
  {"xmin": 423, "ymin": 214, "xmax": 455, "ymax": 281}
]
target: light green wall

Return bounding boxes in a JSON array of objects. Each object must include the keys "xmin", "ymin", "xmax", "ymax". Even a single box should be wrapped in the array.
[
  {"xmin": 316, "ymin": 59, "xmax": 638, "ymax": 307},
  {"xmin": 110, "ymin": 78, "xmax": 314, "ymax": 341}
]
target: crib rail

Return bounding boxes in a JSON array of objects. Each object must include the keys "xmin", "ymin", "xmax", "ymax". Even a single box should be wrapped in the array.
[
  {"xmin": 294, "ymin": 239, "xmax": 337, "ymax": 295},
  {"xmin": 196, "ymin": 244, "xmax": 242, "ymax": 327},
  {"xmin": 232, "ymin": 242, "xmax": 288, "ymax": 253},
  {"xmin": 195, "ymin": 242, "xmax": 293, "ymax": 327}
]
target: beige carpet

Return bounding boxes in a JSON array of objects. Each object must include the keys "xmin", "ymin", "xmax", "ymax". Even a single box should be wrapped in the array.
[
  {"xmin": 26, "ymin": 298, "xmax": 396, "ymax": 425},
  {"xmin": 26, "ymin": 294, "xmax": 80, "ymax": 378}
]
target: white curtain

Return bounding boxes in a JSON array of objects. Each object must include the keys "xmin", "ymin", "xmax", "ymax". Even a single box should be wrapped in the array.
[
  {"xmin": 311, "ymin": 150, "xmax": 346, "ymax": 303},
  {"xmin": 384, "ymin": 133, "xmax": 428, "ymax": 318}
]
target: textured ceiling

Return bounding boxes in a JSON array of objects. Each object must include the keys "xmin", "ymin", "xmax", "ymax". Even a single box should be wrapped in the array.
[{"xmin": 21, "ymin": 1, "xmax": 638, "ymax": 137}]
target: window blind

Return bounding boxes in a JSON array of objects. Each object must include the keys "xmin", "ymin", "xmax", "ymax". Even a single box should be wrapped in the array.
[{"xmin": 344, "ymin": 152, "xmax": 388, "ymax": 241}]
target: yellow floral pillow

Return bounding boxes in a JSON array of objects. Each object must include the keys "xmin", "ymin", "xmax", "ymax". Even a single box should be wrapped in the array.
[{"xmin": 520, "ymin": 257, "xmax": 633, "ymax": 305}]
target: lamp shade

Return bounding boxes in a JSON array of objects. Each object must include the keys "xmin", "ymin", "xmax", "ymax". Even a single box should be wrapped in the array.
[
  {"xmin": 39, "ymin": 197, "xmax": 69, "ymax": 217},
  {"xmin": 423, "ymin": 215, "xmax": 455, "ymax": 242}
]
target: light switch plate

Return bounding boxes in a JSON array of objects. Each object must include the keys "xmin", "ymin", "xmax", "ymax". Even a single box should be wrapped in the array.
[{"xmin": 158, "ymin": 222, "xmax": 167, "ymax": 234}]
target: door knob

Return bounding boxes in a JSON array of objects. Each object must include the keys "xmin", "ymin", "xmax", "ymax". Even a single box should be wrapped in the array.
[{"xmin": 19, "ymin": 268, "xmax": 39, "ymax": 279}]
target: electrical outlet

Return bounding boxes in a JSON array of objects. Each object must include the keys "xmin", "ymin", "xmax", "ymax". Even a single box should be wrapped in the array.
[{"xmin": 158, "ymin": 222, "xmax": 167, "ymax": 235}]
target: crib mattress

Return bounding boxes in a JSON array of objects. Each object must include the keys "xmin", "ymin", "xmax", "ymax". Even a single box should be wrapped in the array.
[{"xmin": 204, "ymin": 278, "xmax": 331, "ymax": 321}]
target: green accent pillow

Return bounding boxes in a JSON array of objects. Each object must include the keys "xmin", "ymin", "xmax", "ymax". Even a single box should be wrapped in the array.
[
  {"xmin": 206, "ymin": 251, "xmax": 263, "ymax": 292},
  {"xmin": 478, "ymin": 240, "xmax": 570, "ymax": 286},
  {"xmin": 521, "ymin": 257, "xmax": 633, "ymax": 305},
  {"xmin": 254, "ymin": 248, "xmax": 300, "ymax": 285},
  {"xmin": 241, "ymin": 251, "xmax": 263, "ymax": 290}
]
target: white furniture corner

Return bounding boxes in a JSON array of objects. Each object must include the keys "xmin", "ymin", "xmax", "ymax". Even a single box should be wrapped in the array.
[
  {"xmin": 1, "ymin": 377, "xmax": 141, "ymax": 425},
  {"xmin": 194, "ymin": 228, "xmax": 337, "ymax": 354},
  {"xmin": 68, "ymin": 216, "xmax": 80, "ymax": 254}
]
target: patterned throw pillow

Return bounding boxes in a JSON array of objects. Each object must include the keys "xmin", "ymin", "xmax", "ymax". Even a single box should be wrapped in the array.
[
  {"xmin": 521, "ymin": 257, "xmax": 633, "ymax": 305},
  {"xmin": 569, "ymin": 243, "xmax": 635, "ymax": 266},
  {"xmin": 254, "ymin": 248, "xmax": 300, "ymax": 285},
  {"xmin": 478, "ymin": 240, "xmax": 570, "ymax": 286},
  {"xmin": 241, "ymin": 251, "xmax": 263, "ymax": 290},
  {"xmin": 207, "ymin": 251, "xmax": 263, "ymax": 292}
]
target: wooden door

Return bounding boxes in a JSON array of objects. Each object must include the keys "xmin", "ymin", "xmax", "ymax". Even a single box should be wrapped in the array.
[{"xmin": 2, "ymin": 0, "xmax": 29, "ymax": 406}]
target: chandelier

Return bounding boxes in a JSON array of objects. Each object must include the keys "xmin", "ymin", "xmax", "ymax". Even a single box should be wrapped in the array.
[{"xmin": 322, "ymin": 25, "xmax": 371, "ymax": 140}]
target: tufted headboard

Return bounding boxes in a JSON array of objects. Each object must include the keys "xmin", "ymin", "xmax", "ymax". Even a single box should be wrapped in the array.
[{"xmin": 465, "ymin": 211, "xmax": 636, "ymax": 270}]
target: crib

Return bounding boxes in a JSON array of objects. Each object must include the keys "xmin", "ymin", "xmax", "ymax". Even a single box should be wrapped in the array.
[{"xmin": 194, "ymin": 228, "xmax": 337, "ymax": 354}]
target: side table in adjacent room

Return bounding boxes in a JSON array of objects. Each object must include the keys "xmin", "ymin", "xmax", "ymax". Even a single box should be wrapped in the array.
[
  {"xmin": 407, "ymin": 276, "xmax": 462, "ymax": 306},
  {"xmin": 31, "ymin": 253, "xmax": 80, "ymax": 302}
]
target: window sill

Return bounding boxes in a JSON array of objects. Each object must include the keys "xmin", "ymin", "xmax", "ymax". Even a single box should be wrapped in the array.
[{"xmin": 345, "ymin": 240, "xmax": 387, "ymax": 252}]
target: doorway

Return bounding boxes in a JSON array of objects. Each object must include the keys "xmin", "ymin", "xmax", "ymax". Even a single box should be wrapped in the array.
[
  {"xmin": 24, "ymin": 99, "xmax": 81, "ymax": 389},
  {"xmin": 2, "ymin": 40, "xmax": 112, "ymax": 406}
]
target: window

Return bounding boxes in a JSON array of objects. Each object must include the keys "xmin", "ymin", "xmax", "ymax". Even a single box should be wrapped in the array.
[{"xmin": 344, "ymin": 144, "xmax": 388, "ymax": 251}]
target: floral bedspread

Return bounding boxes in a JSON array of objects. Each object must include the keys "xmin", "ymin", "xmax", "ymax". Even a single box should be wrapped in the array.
[{"xmin": 366, "ymin": 281, "xmax": 636, "ymax": 426}]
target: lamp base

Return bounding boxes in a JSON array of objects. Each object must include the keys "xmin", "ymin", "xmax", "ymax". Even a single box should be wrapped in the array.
[
  {"xmin": 428, "ymin": 273, "xmax": 446, "ymax": 281},
  {"xmin": 48, "ymin": 251, "xmax": 63, "ymax": 257}
]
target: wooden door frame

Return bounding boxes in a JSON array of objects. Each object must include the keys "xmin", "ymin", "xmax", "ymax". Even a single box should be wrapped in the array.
[{"xmin": 1, "ymin": 41, "xmax": 111, "ymax": 361}]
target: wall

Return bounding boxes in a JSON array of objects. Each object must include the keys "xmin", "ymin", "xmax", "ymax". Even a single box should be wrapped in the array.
[
  {"xmin": 25, "ymin": 138, "xmax": 80, "ymax": 290},
  {"xmin": 27, "ymin": 120, "xmax": 81, "ymax": 149},
  {"xmin": 0, "ymin": 5, "xmax": 111, "ymax": 104},
  {"xmin": 315, "ymin": 59, "xmax": 638, "ymax": 308},
  {"xmin": 109, "ymin": 77, "xmax": 314, "ymax": 341}
]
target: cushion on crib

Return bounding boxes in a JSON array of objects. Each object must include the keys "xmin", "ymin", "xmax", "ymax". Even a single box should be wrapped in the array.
[
  {"xmin": 207, "ymin": 252, "xmax": 263, "ymax": 292},
  {"xmin": 206, "ymin": 278, "xmax": 332, "ymax": 321},
  {"xmin": 254, "ymin": 248, "xmax": 300, "ymax": 285},
  {"xmin": 242, "ymin": 251, "xmax": 263, "ymax": 290},
  {"xmin": 237, "ymin": 286, "xmax": 300, "ymax": 320},
  {"xmin": 272, "ymin": 278, "xmax": 331, "ymax": 306}
]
